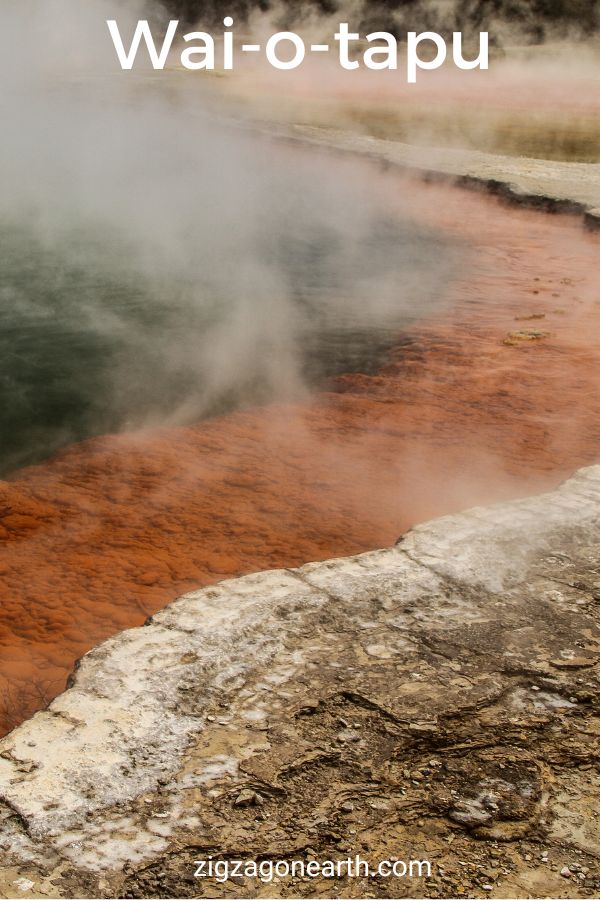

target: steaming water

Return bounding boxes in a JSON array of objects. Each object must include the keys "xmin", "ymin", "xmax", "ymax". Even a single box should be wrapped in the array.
[
  {"xmin": 0, "ymin": 167, "xmax": 455, "ymax": 475},
  {"xmin": 0, "ymin": 0, "xmax": 462, "ymax": 477}
]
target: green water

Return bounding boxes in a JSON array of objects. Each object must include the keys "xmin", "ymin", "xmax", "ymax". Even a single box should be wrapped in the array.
[{"xmin": 0, "ymin": 212, "xmax": 455, "ymax": 476}]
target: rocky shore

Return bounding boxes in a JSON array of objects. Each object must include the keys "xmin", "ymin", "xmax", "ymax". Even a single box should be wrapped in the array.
[
  {"xmin": 3, "ymin": 167, "xmax": 600, "ymax": 739},
  {"xmin": 0, "ymin": 465, "xmax": 599, "ymax": 898}
]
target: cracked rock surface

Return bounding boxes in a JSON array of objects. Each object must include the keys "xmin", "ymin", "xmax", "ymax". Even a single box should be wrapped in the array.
[{"xmin": 1, "ymin": 466, "xmax": 599, "ymax": 898}]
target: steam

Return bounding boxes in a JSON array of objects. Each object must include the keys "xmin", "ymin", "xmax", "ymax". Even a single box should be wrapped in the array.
[
  {"xmin": 173, "ymin": 0, "xmax": 599, "ymax": 44},
  {"xmin": 212, "ymin": 2, "xmax": 600, "ymax": 166},
  {"xmin": 0, "ymin": 0, "xmax": 456, "ymax": 473},
  {"xmin": 1, "ymin": 0, "xmax": 596, "ymax": 480}
]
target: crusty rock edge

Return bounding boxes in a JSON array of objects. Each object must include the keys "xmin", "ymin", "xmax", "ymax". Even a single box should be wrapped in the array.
[{"xmin": 0, "ymin": 464, "xmax": 599, "ymax": 892}]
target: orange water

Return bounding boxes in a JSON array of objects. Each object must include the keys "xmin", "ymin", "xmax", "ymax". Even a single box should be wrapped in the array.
[{"xmin": 1, "ymin": 176, "xmax": 599, "ymax": 735}]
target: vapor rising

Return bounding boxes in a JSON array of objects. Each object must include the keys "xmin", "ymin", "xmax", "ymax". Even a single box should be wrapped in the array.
[
  {"xmin": 2, "ymin": 1, "xmax": 600, "ymax": 740},
  {"xmin": 0, "ymin": 0, "xmax": 456, "ymax": 473},
  {"xmin": 170, "ymin": 0, "xmax": 599, "ymax": 43}
]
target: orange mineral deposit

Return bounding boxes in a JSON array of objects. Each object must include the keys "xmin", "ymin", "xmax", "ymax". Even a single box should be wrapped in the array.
[{"xmin": 1, "ymin": 179, "xmax": 599, "ymax": 735}]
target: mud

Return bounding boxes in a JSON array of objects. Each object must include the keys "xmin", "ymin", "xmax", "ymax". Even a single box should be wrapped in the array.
[{"xmin": 1, "ymin": 174, "xmax": 599, "ymax": 736}]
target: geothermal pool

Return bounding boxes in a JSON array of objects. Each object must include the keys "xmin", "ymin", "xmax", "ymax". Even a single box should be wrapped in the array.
[
  {"xmin": 1, "ymin": 147, "xmax": 600, "ymax": 735},
  {"xmin": 0, "ymin": 149, "xmax": 454, "ymax": 476}
]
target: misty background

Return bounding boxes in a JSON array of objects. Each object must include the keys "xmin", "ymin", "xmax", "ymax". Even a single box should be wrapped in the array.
[{"xmin": 169, "ymin": 0, "xmax": 600, "ymax": 43}]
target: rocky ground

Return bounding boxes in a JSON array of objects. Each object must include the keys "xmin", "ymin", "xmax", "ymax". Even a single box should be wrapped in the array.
[{"xmin": 0, "ymin": 466, "xmax": 599, "ymax": 898}]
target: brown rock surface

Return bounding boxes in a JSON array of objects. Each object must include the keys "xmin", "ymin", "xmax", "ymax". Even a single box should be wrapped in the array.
[{"xmin": 0, "ymin": 466, "xmax": 599, "ymax": 899}]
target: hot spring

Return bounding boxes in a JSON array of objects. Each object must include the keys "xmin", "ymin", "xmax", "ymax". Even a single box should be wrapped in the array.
[
  {"xmin": 0, "ymin": 140, "xmax": 455, "ymax": 475},
  {"xmin": 1, "ymin": 32, "xmax": 600, "ymax": 737}
]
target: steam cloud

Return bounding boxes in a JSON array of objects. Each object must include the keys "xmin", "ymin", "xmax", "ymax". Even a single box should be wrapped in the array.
[
  {"xmin": 169, "ymin": 0, "xmax": 599, "ymax": 43},
  {"xmin": 0, "ymin": 0, "xmax": 456, "ymax": 473},
  {"xmin": 1, "ymin": 0, "xmax": 595, "ymax": 475}
]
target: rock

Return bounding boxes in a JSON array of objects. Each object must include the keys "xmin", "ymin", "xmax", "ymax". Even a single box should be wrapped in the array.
[
  {"xmin": 449, "ymin": 800, "xmax": 492, "ymax": 828},
  {"xmin": 482, "ymin": 870, "xmax": 498, "ymax": 880},
  {"xmin": 368, "ymin": 798, "xmax": 391, "ymax": 811},
  {"xmin": 340, "ymin": 801, "xmax": 354, "ymax": 813},
  {"xmin": 560, "ymin": 866, "xmax": 572, "ymax": 878},
  {"xmin": 503, "ymin": 329, "xmax": 549, "ymax": 346},
  {"xmin": 550, "ymin": 657, "xmax": 597, "ymax": 670},
  {"xmin": 234, "ymin": 789, "xmax": 262, "ymax": 808},
  {"xmin": 297, "ymin": 700, "xmax": 320, "ymax": 715}
]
